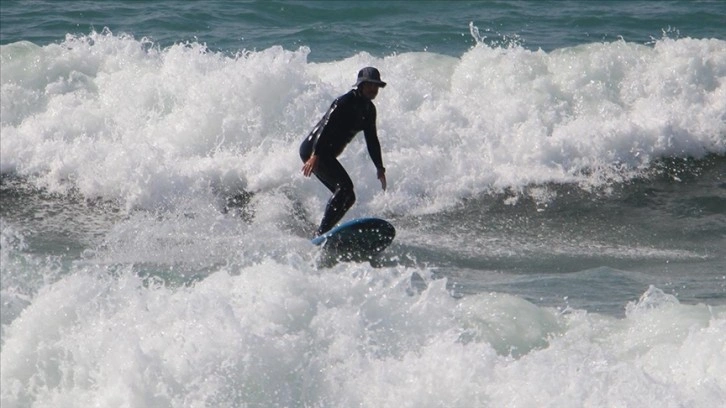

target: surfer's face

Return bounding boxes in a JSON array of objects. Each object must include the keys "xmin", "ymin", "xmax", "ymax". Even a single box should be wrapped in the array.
[{"xmin": 359, "ymin": 82, "xmax": 380, "ymax": 100}]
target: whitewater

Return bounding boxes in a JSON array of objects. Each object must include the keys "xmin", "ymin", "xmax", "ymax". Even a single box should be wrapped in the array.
[
  {"xmin": 1, "ymin": 15, "xmax": 725, "ymax": 408},
  {"xmin": 2, "ymin": 30, "xmax": 725, "ymax": 210}
]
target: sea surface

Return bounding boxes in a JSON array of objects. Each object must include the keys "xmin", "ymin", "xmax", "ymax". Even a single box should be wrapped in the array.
[{"xmin": 1, "ymin": 1, "xmax": 725, "ymax": 407}]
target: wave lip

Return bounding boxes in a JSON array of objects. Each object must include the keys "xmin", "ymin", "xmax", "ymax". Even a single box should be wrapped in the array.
[{"xmin": 1, "ymin": 32, "xmax": 725, "ymax": 214}]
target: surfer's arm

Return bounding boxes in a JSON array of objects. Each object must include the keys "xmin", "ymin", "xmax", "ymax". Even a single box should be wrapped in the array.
[
  {"xmin": 364, "ymin": 129, "xmax": 384, "ymax": 171},
  {"xmin": 363, "ymin": 109, "xmax": 386, "ymax": 190},
  {"xmin": 311, "ymin": 98, "xmax": 343, "ymax": 155},
  {"xmin": 304, "ymin": 98, "xmax": 346, "ymax": 177},
  {"xmin": 366, "ymin": 136, "xmax": 386, "ymax": 190}
]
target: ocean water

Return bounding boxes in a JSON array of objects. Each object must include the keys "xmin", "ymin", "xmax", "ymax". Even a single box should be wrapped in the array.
[{"xmin": 1, "ymin": 1, "xmax": 725, "ymax": 407}]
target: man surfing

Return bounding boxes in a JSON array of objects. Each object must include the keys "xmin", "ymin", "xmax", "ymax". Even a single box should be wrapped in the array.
[{"xmin": 300, "ymin": 67, "xmax": 388, "ymax": 237}]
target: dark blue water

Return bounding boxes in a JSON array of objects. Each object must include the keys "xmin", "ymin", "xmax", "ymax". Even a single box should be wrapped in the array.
[{"xmin": 3, "ymin": 0, "xmax": 725, "ymax": 60}]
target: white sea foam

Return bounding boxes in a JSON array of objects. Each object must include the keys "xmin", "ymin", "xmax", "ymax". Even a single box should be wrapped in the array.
[
  {"xmin": 2, "ymin": 32, "xmax": 725, "ymax": 405},
  {"xmin": 2, "ymin": 31, "xmax": 724, "ymax": 216},
  {"xmin": 1, "ymin": 260, "xmax": 723, "ymax": 407}
]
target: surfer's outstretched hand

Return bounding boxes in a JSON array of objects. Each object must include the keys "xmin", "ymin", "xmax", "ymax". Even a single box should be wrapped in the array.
[
  {"xmin": 302, "ymin": 155, "xmax": 318, "ymax": 177},
  {"xmin": 378, "ymin": 168, "xmax": 387, "ymax": 191}
]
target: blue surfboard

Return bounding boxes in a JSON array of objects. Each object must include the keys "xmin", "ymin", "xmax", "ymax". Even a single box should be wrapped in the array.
[{"xmin": 311, "ymin": 217, "xmax": 395, "ymax": 258}]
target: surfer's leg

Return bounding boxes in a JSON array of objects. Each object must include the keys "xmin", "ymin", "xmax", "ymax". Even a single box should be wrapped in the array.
[
  {"xmin": 312, "ymin": 157, "xmax": 355, "ymax": 235},
  {"xmin": 319, "ymin": 184, "xmax": 355, "ymax": 234}
]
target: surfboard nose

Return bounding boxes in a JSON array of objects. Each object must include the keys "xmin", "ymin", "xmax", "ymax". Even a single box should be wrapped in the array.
[{"xmin": 311, "ymin": 217, "xmax": 395, "ymax": 255}]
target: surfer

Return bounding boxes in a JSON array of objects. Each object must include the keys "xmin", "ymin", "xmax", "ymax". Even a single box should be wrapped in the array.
[{"xmin": 300, "ymin": 67, "xmax": 388, "ymax": 237}]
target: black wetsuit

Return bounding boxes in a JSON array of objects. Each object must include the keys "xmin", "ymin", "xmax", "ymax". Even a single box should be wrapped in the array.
[{"xmin": 300, "ymin": 89, "xmax": 385, "ymax": 235}]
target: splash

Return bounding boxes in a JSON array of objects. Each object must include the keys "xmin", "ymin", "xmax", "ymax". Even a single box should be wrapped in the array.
[{"xmin": 2, "ymin": 30, "xmax": 724, "ymax": 215}]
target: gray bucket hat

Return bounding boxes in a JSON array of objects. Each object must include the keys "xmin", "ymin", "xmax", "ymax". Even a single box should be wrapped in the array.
[{"xmin": 354, "ymin": 67, "xmax": 387, "ymax": 88}]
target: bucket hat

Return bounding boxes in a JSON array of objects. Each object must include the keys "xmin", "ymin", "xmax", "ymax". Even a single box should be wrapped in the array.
[{"xmin": 354, "ymin": 67, "xmax": 387, "ymax": 88}]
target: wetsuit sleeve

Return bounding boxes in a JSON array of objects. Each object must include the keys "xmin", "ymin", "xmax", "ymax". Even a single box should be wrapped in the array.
[
  {"xmin": 313, "ymin": 91, "xmax": 358, "ymax": 158},
  {"xmin": 363, "ymin": 104, "xmax": 385, "ymax": 171},
  {"xmin": 311, "ymin": 99, "xmax": 339, "ymax": 156}
]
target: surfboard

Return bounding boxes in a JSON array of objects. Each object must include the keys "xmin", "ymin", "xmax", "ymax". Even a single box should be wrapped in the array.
[{"xmin": 311, "ymin": 217, "xmax": 395, "ymax": 259}]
